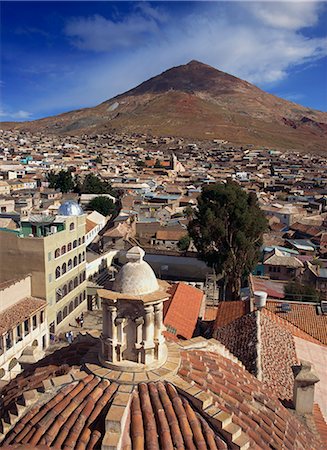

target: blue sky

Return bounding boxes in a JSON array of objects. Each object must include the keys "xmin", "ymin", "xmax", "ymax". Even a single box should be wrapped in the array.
[{"xmin": 1, "ymin": 1, "xmax": 327, "ymax": 121}]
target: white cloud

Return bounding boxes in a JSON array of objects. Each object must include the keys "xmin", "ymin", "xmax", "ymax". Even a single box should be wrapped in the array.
[
  {"xmin": 64, "ymin": 7, "xmax": 165, "ymax": 52},
  {"xmin": 12, "ymin": 1, "xmax": 327, "ymax": 115},
  {"xmin": 0, "ymin": 110, "xmax": 32, "ymax": 120},
  {"xmin": 248, "ymin": 1, "xmax": 322, "ymax": 30}
]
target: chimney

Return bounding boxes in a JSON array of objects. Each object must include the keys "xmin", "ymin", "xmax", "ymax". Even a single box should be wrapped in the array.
[
  {"xmin": 253, "ymin": 291, "xmax": 267, "ymax": 311},
  {"xmin": 292, "ymin": 360, "xmax": 319, "ymax": 415}
]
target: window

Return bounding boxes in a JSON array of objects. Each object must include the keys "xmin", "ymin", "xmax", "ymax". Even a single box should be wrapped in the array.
[
  {"xmin": 74, "ymin": 297, "xmax": 79, "ymax": 308},
  {"xmin": 56, "ymin": 289, "xmax": 62, "ymax": 302},
  {"xmin": 68, "ymin": 259, "xmax": 72, "ymax": 271},
  {"xmin": 24, "ymin": 319, "xmax": 29, "ymax": 335},
  {"xmin": 40, "ymin": 311, "xmax": 44, "ymax": 323},
  {"xmin": 48, "ymin": 273, "xmax": 52, "ymax": 283},
  {"xmin": 67, "ymin": 242, "xmax": 72, "ymax": 252},
  {"xmin": 73, "ymin": 256, "xmax": 78, "ymax": 267},
  {"xmin": 61, "ymin": 245, "xmax": 66, "ymax": 255},
  {"xmin": 73, "ymin": 240, "xmax": 77, "ymax": 249},
  {"xmin": 79, "ymin": 293, "xmax": 83, "ymax": 304},
  {"xmin": 68, "ymin": 280, "xmax": 73, "ymax": 292},
  {"xmin": 82, "ymin": 251, "xmax": 85, "ymax": 261},
  {"xmin": 78, "ymin": 254, "xmax": 82, "ymax": 264},
  {"xmin": 70, "ymin": 223, "xmax": 75, "ymax": 231},
  {"xmin": 63, "ymin": 284, "xmax": 68, "ymax": 296},
  {"xmin": 6, "ymin": 332, "xmax": 13, "ymax": 350},
  {"xmin": 78, "ymin": 238, "xmax": 81, "ymax": 246},
  {"xmin": 63, "ymin": 306, "xmax": 68, "ymax": 318},
  {"xmin": 69, "ymin": 301, "xmax": 74, "ymax": 313},
  {"xmin": 32, "ymin": 315, "xmax": 37, "ymax": 329},
  {"xmin": 55, "ymin": 266, "xmax": 61, "ymax": 279},
  {"xmin": 16, "ymin": 324, "xmax": 22, "ymax": 342},
  {"xmin": 55, "ymin": 248, "xmax": 60, "ymax": 258},
  {"xmin": 57, "ymin": 311, "xmax": 62, "ymax": 324},
  {"xmin": 62, "ymin": 262, "xmax": 67, "ymax": 274},
  {"xmin": 74, "ymin": 277, "xmax": 78, "ymax": 288},
  {"xmin": 48, "ymin": 252, "xmax": 52, "ymax": 262},
  {"xmin": 82, "ymin": 236, "xmax": 85, "ymax": 243},
  {"xmin": 83, "ymin": 290, "xmax": 86, "ymax": 300}
]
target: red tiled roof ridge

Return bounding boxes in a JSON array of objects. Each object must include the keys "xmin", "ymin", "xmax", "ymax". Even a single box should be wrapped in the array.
[
  {"xmin": 262, "ymin": 307, "xmax": 324, "ymax": 345},
  {"xmin": 312, "ymin": 403, "xmax": 327, "ymax": 445},
  {"xmin": 266, "ymin": 300, "xmax": 327, "ymax": 345},
  {"xmin": 179, "ymin": 348, "xmax": 324, "ymax": 450}
]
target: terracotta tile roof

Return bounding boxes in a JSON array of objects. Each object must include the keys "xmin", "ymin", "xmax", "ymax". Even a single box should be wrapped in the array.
[
  {"xmin": 266, "ymin": 300, "xmax": 327, "ymax": 345},
  {"xmin": 129, "ymin": 381, "xmax": 228, "ymax": 450},
  {"xmin": 213, "ymin": 300, "xmax": 250, "ymax": 329},
  {"xmin": 1, "ymin": 338, "xmax": 324, "ymax": 449},
  {"xmin": 85, "ymin": 218, "xmax": 97, "ymax": 234},
  {"xmin": 313, "ymin": 404, "xmax": 327, "ymax": 445},
  {"xmin": 3, "ymin": 375, "xmax": 118, "ymax": 449},
  {"xmin": 203, "ymin": 306, "xmax": 218, "ymax": 321},
  {"xmin": 214, "ymin": 310, "xmax": 298, "ymax": 401},
  {"xmin": 164, "ymin": 283, "xmax": 203, "ymax": 340},
  {"xmin": 0, "ymin": 341, "xmax": 95, "ymax": 418},
  {"xmin": 259, "ymin": 311, "xmax": 298, "ymax": 401},
  {"xmin": 263, "ymin": 307, "xmax": 322, "ymax": 344},
  {"xmin": 214, "ymin": 312, "xmax": 258, "ymax": 375},
  {"xmin": 178, "ymin": 349, "xmax": 323, "ymax": 450},
  {"xmin": 0, "ymin": 297, "xmax": 46, "ymax": 335}
]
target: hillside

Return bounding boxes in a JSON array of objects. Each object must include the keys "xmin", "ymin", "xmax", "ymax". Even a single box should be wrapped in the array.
[{"xmin": 2, "ymin": 60, "xmax": 327, "ymax": 152}]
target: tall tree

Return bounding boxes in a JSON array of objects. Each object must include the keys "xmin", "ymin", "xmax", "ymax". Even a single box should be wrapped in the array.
[
  {"xmin": 188, "ymin": 181, "xmax": 267, "ymax": 300},
  {"xmin": 80, "ymin": 174, "xmax": 115, "ymax": 195},
  {"xmin": 47, "ymin": 170, "xmax": 74, "ymax": 193},
  {"xmin": 87, "ymin": 196, "xmax": 115, "ymax": 216}
]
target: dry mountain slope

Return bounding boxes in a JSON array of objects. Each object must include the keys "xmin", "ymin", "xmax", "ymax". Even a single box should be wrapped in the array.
[{"xmin": 3, "ymin": 60, "xmax": 327, "ymax": 152}]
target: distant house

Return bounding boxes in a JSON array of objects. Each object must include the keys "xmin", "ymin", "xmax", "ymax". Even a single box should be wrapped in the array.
[
  {"xmin": 152, "ymin": 228, "xmax": 186, "ymax": 249},
  {"xmin": 302, "ymin": 261, "xmax": 327, "ymax": 301},
  {"xmin": 263, "ymin": 248, "xmax": 303, "ymax": 281}
]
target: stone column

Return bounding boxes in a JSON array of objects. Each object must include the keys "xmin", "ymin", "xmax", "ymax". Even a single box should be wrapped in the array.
[
  {"xmin": 108, "ymin": 305, "xmax": 118, "ymax": 342},
  {"xmin": 154, "ymin": 302, "xmax": 164, "ymax": 341},
  {"xmin": 292, "ymin": 360, "xmax": 319, "ymax": 415},
  {"xmin": 115, "ymin": 317, "xmax": 124, "ymax": 362},
  {"xmin": 154, "ymin": 302, "xmax": 165, "ymax": 361},
  {"xmin": 102, "ymin": 302, "xmax": 109, "ymax": 338},
  {"xmin": 142, "ymin": 305, "xmax": 155, "ymax": 365},
  {"xmin": 135, "ymin": 317, "xmax": 144, "ymax": 363},
  {"xmin": 101, "ymin": 303, "xmax": 118, "ymax": 363}
]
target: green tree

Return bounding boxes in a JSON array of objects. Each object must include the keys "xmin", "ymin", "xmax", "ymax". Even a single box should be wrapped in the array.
[
  {"xmin": 80, "ymin": 174, "xmax": 115, "ymax": 195},
  {"xmin": 47, "ymin": 170, "xmax": 74, "ymax": 193},
  {"xmin": 87, "ymin": 196, "xmax": 115, "ymax": 216},
  {"xmin": 284, "ymin": 281, "xmax": 320, "ymax": 303},
  {"xmin": 178, "ymin": 235, "xmax": 191, "ymax": 252},
  {"xmin": 188, "ymin": 181, "xmax": 267, "ymax": 300}
]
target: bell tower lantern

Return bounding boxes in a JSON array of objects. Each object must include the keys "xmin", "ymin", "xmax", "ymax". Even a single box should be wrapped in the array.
[{"xmin": 98, "ymin": 247, "xmax": 170, "ymax": 370}]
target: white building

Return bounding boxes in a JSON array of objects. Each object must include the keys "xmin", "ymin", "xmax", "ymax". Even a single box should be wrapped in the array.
[{"xmin": 0, "ymin": 276, "xmax": 47, "ymax": 381}]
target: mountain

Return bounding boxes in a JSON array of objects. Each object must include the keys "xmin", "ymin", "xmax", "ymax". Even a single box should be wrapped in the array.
[{"xmin": 3, "ymin": 60, "xmax": 327, "ymax": 152}]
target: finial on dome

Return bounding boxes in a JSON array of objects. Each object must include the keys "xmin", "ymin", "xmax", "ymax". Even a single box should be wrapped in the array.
[{"xmin": 126, "ymin": 246, "xmax": 145, "ymax": 263}]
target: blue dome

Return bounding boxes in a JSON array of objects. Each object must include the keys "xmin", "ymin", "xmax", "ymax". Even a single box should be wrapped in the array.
[{"xmin": 58, "ymin": 201, "xmax": 84, "ymax": 216}]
